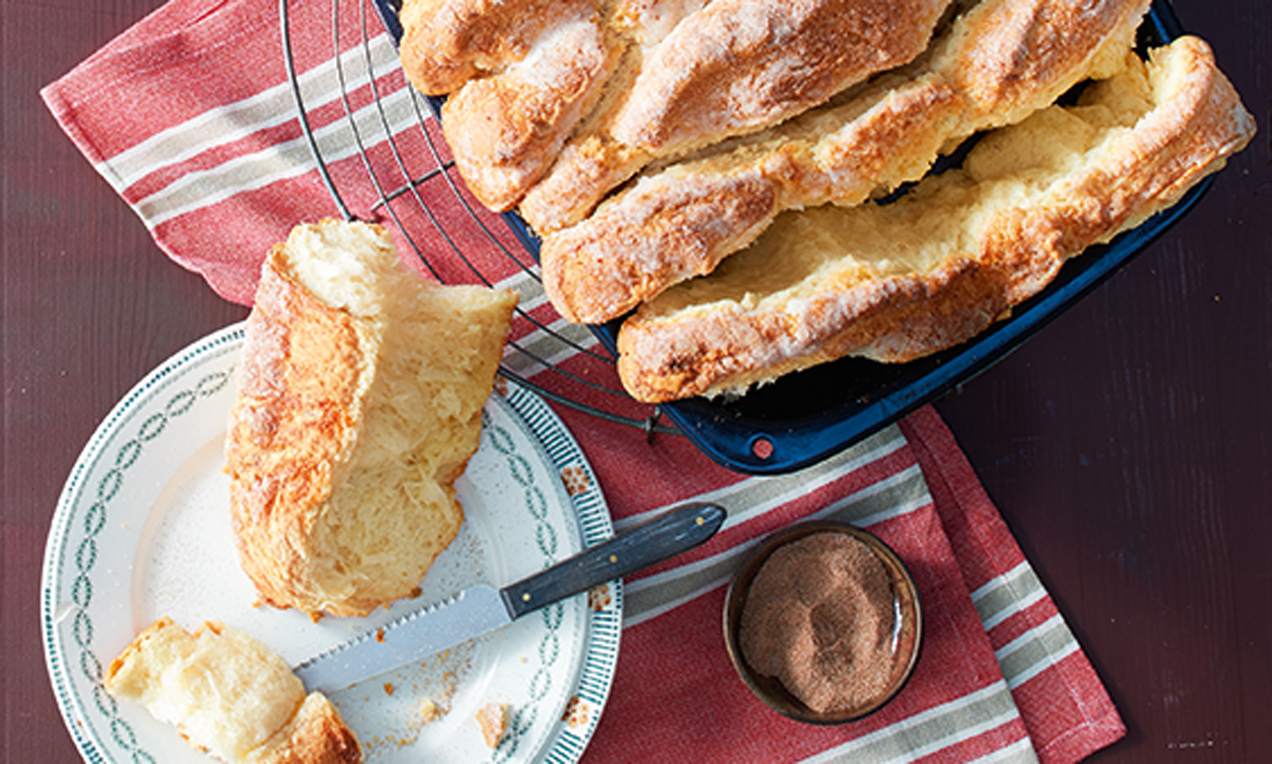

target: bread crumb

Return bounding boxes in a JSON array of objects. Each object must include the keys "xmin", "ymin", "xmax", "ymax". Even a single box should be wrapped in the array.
[
  {"xmin": 561, "ymin": 696, "xmax": 589, "ymax": 729},
  {"xmin": 417, "ymin": 672, "xmax": 458, "ymax": 725},
  {"xmin": 104, "ymin": 617, "xmax": 361, "ymax": 762},
  {"xmin": 419, "ymin": 698, "xmax": 442, "ymax": 723},
  {"xmin": 476, "ymin": 702, "xmax": 509, "ymax": 748}
]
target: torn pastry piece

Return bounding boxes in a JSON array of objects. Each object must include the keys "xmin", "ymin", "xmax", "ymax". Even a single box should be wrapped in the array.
[
  {"xmin": 398, "ymin": 0, "xmax": 619, "ymax": 210},
  {"xmin": 539, "ymin": 0, "xmax": 1153, "ymax": 324},
  {"xmin": 517, "ymin": 0, "xmax": 955, "ymax": 233},
  {"xmin": 608, "ymin": 0, "xmax": 957, "ymax": 154},
  {"xmin": 104, "ymin": 617, "xmax": 361, "ymax": 764},
  {"xmin": 226, "ymin": 220, "xmax": 517, "ymax": 618},
  {"xmin": 616, "ymin": 36, "xmax": 1256, "ymax": 402}
]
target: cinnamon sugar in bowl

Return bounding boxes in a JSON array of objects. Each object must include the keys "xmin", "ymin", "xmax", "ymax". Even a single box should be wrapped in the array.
[{"xmin": 723, "ymin": 521, "xmax": 922, "ymax": 724}]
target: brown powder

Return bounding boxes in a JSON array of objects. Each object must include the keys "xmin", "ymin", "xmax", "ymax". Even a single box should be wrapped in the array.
[{"xmin": 738, "ymin": 531, "xmax": 896, "ymax": 714}]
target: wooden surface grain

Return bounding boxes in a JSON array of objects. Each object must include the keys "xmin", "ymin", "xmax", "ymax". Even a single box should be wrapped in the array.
[{"xmin": 2, "ymin": 0, "xmax": 1268, "ymax": 761}]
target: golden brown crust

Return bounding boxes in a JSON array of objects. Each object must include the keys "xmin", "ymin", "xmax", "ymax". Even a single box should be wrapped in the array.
[
  {"xmin": 437, "ymin": 12, "xmax": 621, "ymax": 210},
  {"xmin": 764, "ymin": 78, "xmax": 961, "ymax": 206},
  {"xmin": 227, "ymin": 246, "xmax": 366, "ymax": 613},
  {"xmin": 616, "ymin": 36, "xmax": 1256, "ymax": 402},
  {"xmin": 399, "ymin": 0, "xmax": 616, "ymax": 210},
  {"xmin": 539, "ymin": 78, "xmax": 960, "ymax": 323},
  {"xmin": 608, "ymin": 0, "xmax": 953, "ymax": 154},
  {"xmin": 257, "ymin": 694, "xmax": 362, "ymax": 764},
  {"xmin": 617, "ymin": 255, "xmax": 1012, "ymax": 403},
  {"xmin": 226, "ymin": 221, "xmax": 516, "ymax": 618},
  {"xmin": 949, "ymin": 0, "xmax": 1146, "ymax": 120},
  {"xmin": 541, "ymin": 171, "xmax": 780, "ymax": 323},
  {"xmin": 517, "ymin": 134, "xmax": 646, "ymax": 235},
  {"xmin": 538, "ymin": 0, "xmax": 1153, "ymax": 325}
]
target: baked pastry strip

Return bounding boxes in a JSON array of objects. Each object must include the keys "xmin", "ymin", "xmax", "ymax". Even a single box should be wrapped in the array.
[
  {"xmin": 227, "ymin": 221, "xmax": 516, "ymax": 618},
  {"xmin": 438, "ymin": 14, "xmax": 622, "ymax": 210},
  {"xmin": 397, "ymin": 0, "xmax": 622, "ymax": 210},
  {"xmin": 615, "ymin": 36, "xmax": 1256, "ymax": 402},
  {"xmin": 517, "ymin": 0, "xmax": 955, "ymax": 233},
  {"xmin": 539, "ymin": 0, "xmax": 1153, "ymax": 324},
  {"xmin": 398, "ymin": 0, "xmax": 598, "ymax": 95}
]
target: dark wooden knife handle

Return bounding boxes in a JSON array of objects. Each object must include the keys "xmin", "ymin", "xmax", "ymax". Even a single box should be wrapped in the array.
[{"xmin": 500, "ymin": 502, "xmax": 727, "ymax": 620}]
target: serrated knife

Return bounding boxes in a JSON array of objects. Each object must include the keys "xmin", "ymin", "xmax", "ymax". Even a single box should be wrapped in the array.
[{"xmin": 294, "ymin": 502, "xmax": 726, "ymax": 693}]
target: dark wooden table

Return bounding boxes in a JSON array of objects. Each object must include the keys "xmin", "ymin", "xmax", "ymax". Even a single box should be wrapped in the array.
[{"xmin": 4, "ymin": 0, "xmax": 1267, "ymax": 760}]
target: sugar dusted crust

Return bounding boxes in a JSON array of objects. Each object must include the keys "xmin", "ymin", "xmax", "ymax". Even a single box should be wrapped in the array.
[
  {"xmin": 398, "ymin": 0, "xmax": 953, "ymax": 221},
  {"xmin": 228, "ymin": 243, "xmax": 369, "ymax": 614},
  {"xmin": 438, "ymin": 16, "xmax": 620, "ymax": 210},
  {"xmin": 616, "ymin": 36, "xmax": 1256, "ymax": 402},
  {"xmin": 540, "ymin": 170, "xmax": 781, "ymax": 326},
  {"xmin": 397, "ymin": 0, "xmax": 1254, "ymax": 406},
  {"xmin": 398, "ymin": 0, "xmax": 595, "ymax": 96},
  {"xmin": 606, "ymin": 0, "xmax": 956, "ymax": 155},
  {"xmin": 399, "ymin": 0, "xmax": 618, "ymax": 211},
  {"xmin": 539, "ymin": 0, "xmax": 1154, "ymax": 324},
  {"xmin": 518, "ymin": 0, "xmax": 955, "ymax": 233}
]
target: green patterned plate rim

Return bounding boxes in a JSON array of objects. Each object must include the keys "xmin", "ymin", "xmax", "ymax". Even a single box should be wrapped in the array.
[{"xmin": 41, "ymin": 321, "xmax": 621, "ymax": 763}]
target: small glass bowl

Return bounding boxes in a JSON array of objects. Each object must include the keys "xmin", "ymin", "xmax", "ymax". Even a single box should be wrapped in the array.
[{"xmin": 722, "ymin": 520, "xmax": 923, "ymax": 724}]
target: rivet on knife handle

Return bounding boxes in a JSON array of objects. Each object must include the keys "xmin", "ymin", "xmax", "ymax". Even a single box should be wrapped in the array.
[{"xmin": 501, "ymin": 502, "xmax": 726, "ymax": 619}]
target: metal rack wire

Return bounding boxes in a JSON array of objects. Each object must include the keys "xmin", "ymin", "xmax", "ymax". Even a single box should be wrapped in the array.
[{"xmin": 277, "ymin": 0, "xmax": 676, "ymax": 436}]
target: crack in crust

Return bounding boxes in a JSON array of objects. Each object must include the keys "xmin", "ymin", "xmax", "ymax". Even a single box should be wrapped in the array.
[{"xmin": 539, "ymin": 0, "xmax": 1154, "ymax": 324}]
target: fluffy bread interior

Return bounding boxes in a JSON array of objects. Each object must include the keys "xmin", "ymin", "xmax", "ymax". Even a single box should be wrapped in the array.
[
  {"xmin": 616, "ymin": 37, "xmax": 1256, "ymax": 401},
  {"xmin": 104, "ymin": 617, "xmax": 361, "ymax": 763},
  {"xmin": 227, "ymin": 220, "xmax": 517, "ymax": 617}
]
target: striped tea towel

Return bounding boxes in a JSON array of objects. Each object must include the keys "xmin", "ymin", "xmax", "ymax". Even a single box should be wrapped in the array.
[{"xmin": 42, "ymin": 0, "xmax": 1125, "ymax": 761}]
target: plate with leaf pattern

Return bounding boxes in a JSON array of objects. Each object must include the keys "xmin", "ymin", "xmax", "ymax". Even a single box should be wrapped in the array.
[{"xmin": 41, "ymin": 321, "xmax": 620, "ymax": 763}]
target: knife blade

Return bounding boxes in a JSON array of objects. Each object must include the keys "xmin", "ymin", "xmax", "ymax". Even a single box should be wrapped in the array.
[{"xmin": 294, "ymin": 501, "xmax": 726, "ymax": 693}]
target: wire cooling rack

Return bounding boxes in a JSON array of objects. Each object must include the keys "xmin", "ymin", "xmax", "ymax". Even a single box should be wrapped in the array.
[{"xmin": 276, "ymin": 0, "xmax": 1211, "ymax": 475}]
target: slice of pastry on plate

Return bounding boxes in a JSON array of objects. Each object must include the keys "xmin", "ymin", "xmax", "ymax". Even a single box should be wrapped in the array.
[{"xmin": 226, "ymin": 219, "xmax": 517, "ymax": 618}]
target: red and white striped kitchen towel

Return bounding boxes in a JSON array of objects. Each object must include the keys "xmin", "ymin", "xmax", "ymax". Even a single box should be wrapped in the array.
[{"xmin": 43, "ymin": 0, "xmax": 1125, "ymax": 760}]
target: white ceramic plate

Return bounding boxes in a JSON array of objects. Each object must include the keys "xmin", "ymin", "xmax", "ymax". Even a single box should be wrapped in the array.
[{"xmin": 41, "ymin": 322, "xmax": 620, "ymax": 763}]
